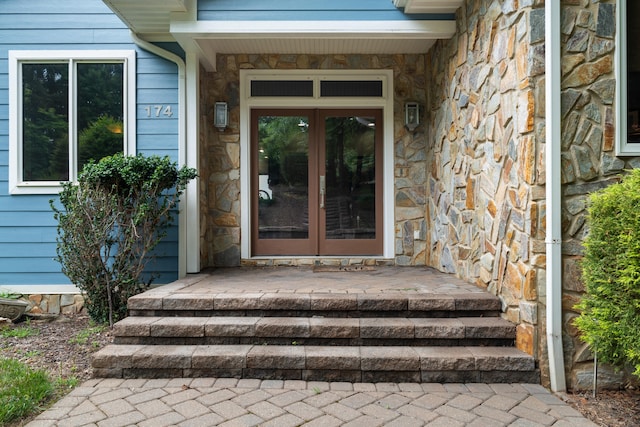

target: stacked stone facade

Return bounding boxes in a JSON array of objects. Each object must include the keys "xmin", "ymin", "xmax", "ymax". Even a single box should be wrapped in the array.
[
  {"xmin": 200, "ymin": 54, "xmax": 429, "ymax": 268},
  {"xmin": 424, "ymin": 0, "xmax": 544, "ymax": 377},
  {"xmin": 424, "ymin": 0, "xmax": 634, "ymax": 389},
  {"xmin": 559, "ymin": 0, "xmax": 638, "ymax": 389}
]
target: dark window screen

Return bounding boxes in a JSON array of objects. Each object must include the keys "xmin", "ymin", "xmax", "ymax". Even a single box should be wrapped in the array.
[
  {"xmin": 251, "ymin": 80, "xmax": 313, "ymax": 97},
  {"xmin": 320, "ymin": 80, "xmax": 383, "ymax": 97}
]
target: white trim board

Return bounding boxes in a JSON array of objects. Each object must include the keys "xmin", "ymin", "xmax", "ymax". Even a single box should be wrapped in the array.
[{"xmin": 3, "ymin": 285, "xmax": 82, "ymax": 295}]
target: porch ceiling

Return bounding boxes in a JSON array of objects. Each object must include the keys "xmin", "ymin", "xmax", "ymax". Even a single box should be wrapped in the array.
[
  {"xmin": 103, "ymin": 0, "xmax": 460, "ymax": 70},
  {"xmin": 184, "ymin": 20, "xmax": 457, "ymax": 56}
]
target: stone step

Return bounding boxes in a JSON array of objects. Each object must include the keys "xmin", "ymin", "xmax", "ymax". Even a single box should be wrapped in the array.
[
  {"xmin": 113, "ymin": 316, "xmax": 515, "ymax": 346},
  {"xmin": 127, "ymin": 292, "xmax": 502, "ymax": 317},
  {"xmin": 92, "ymin": 344, "xmax": 539, "ymax": 383}
]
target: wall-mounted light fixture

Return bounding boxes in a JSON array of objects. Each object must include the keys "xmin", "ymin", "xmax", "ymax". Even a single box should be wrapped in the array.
[
  {"xmin": 214, "ymin": 102, "xmax": 228, "ymax": 131},
  {"xmin": 405, "ymin": 101, "xmax": 420, "ymax": 131}
]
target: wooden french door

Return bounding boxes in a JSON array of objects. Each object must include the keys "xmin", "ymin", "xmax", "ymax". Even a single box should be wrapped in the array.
[{"xmin": 251, "ymin": 108, "xmax": 383, "ymax": 256}]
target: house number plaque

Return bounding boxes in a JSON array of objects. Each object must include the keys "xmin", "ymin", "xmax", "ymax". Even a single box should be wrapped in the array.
[{"xmin": 143, "ymin": 105, "xmax": 174, "ymax": 118}]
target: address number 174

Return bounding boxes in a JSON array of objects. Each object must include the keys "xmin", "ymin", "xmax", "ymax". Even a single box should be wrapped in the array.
[{"xmin": 144, "ymin": 105, "xmax": 174, "ymax": 118}]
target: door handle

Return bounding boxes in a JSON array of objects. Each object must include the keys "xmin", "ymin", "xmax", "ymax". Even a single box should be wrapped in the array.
[{"xmin": 319, "ymin": 175, "xmax": 326, "ymax": 209}]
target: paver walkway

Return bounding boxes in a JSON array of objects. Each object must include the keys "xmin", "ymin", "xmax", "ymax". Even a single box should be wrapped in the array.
[{"xmin": 27, "ymin": 378, "xmax": 595, "ymax": 427}]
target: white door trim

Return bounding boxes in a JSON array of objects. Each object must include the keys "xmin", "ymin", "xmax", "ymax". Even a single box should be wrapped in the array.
[{"xmin": 239, "ymin": 69, "xmax": 395, "ymax": 259}]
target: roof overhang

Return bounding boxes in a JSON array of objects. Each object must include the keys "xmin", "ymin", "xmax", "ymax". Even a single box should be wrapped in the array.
[
  {"xmin": 393, "ymin": 0, "xmax": 464, "ymax": 14},
  {"xmin": 172, "ymin": 20, "xmax": 456, "ymax": 70},
  {"xmin": 103, "ymin": 0, "xmax": 190, "ymax": 41},
  {"xmin": 103, "ymin": 0, "xmax": 461, "ymax": 71}
]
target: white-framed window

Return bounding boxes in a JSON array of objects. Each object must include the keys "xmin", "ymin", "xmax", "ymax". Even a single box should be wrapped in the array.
[
  {"xmin": 617, "ymin": 1, "xmax": 640, "ymax": 155},
  {"xmin": 8, "ymin": 50, "xmax": 136, "ymax": 194}
]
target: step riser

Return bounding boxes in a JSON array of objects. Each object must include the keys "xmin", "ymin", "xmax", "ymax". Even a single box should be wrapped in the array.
[
  {"xmin": 113, "ymin": 317, "xmax": 515, "ymax": 345},
  {"xmin": 129, "ymin": 309, "xmax": 501, "ymax": 318},
  {"xmin": 127, "ymin": 293, "xmax": 502, "ymax": 314},
  {"xmin": 115, "ymin": 337, "xmax": 516, "ymax": 347},
  {"xmin": 92, "ymin": 345, "xmax": 539, "ymax": 383},
  {"xmin": 94, "ymin": 368, "xmax": 540, "ymax": 383}
]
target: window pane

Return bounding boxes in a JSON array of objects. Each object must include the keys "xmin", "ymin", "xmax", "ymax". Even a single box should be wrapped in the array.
[
  {"xmin": 325, "ymin": 116, "xmax": 376, "ymax": 239},
  {"xmin": 251, "ymin": 80, "xmax": 314, "ymax": 97},
  {"xmin": 22, "ymin": 63, "xmax": 69, "ymax": 181},
  {"xmin": 77, "ymin": 63, "xmax": 124, "ymax": 171},
  {"xmin": 257, "ymin": 115, "xmax": 310, "ymax": 239},
  {"xmin": 320, "ymin": 81, "xmax": 383, "ymax": 97}
]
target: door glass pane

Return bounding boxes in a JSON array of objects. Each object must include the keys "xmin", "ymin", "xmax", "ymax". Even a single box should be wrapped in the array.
[
  {"xmin": 22, "ymin": 63, "xmax": 69, "ymax": 181},
  {"xmin": 257, "ymin": 115, "xmax": 310, "ymax": 239},
  {"xmin": 324, "ymin": 115, "xmax": 376, "ymax": 239}
]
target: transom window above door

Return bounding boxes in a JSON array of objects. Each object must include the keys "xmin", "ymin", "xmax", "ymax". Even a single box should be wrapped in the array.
[{"xmin": 243, "ymin": 71, "xmax": 390, "ymax": 101}]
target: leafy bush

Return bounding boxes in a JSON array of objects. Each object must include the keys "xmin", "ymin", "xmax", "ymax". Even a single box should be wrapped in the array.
[
  {"xmin": 575, "ymin": 169, "xmax": 640, "ymax": 377},
  {"xmin": 51, "ymin": 154, "xmax": 197, "ymax": 326}
]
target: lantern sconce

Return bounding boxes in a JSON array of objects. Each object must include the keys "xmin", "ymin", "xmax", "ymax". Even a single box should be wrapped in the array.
[
  {"xmin": 214, "ymin": 102, "xmax": 228, "ymax": 131},
  {"xmin": 405, "ymin": 101, "xmax": 420, "ymax": 131}
]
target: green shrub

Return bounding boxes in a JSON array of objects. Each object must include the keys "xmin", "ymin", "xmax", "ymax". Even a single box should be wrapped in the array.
[
  {"xmin": 575, "ymin": 169, "xmax": 640, "ymax": 378},
  {"xmin": 51, "ymin": 154, "xmax": 197, "ymax": 326}
]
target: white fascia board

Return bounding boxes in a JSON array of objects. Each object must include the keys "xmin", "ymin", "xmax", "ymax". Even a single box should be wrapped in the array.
[
  {"xmin": 170, "ymin": 20, "xmax": 456, "ymax": 40},
  {"xmin": 403, "ymin": 0, "xmax": 464, "ymax": 14},
  {"xmin": 6, "ymin": 285, "xmax": 82, "ymax": 294}
]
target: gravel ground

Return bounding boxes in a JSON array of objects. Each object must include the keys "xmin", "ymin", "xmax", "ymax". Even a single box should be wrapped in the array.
[{"xmin": 0, "ymin": 313, "xmax": 639, "ymax": 426}]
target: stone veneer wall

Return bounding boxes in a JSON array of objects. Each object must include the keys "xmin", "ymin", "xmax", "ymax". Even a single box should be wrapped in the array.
[
  {"xmin": 559, "ymin": 0, "xmax": 639, "ymax": 389},
  {"xmin": 24, "ymin": 294, "xmax": 84, "ymax": 315},
  {"xmin": 425, "ymin": 0, "xmax": 635, "ymax": 390},
  {"xmin": 200, "ymin": 54, "xmax": 429, "ymax": 268},
  {"xmin": 424, "ymin": 0, "xmax": 546, "ymax": 381}
]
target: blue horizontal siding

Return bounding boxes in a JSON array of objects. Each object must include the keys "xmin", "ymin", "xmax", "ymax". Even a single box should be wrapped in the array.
[
  {"xmin": 2, "ymin": 0, "xmax": 112, "ymax": 14},
  {"xmin": 0, "ymin": 0, "xmax": 183, "ymax": 289},
  {"xmin": 0, "ymin": 14, "xmax": 125, "ymax": 30},
  {"xmin": 0, "ymin": 242, "xmax": 58, "ymax": 257},
  {"xmin": 138, "ymin": 74, "xmax": 179, "ymax": 89},
  {"xmin": 0, "ymin": 257, "xmax": 61, "ymax": 270},
  {"xmin": 138, "ymin": 57, "xmax": 179, "ymax": 74},
  {"xmin": 0, "ymin": 211, "xmax": 58, "ymax": 227},
  {"xmin": 0, "ymin": 227, "xmax": 57, "ymax": 243},
  {"xmin": 137, "ymin": 134, "xmax": 181, "ymax": 151},
  {"xmin": 138, "ymin": 88, "xmax": 179, "ymax": 104},
  {"xmin": 2, "ymin": 30, "xmax": 133, "ymax": 45},
  {"xmin": 0, "ymin": 272, "xmax": 76, "ymax": 285},
  {"xmin": 0, "ymin": 194, "xmax": 55, "ymax": 211},
  {"xmin": 198, "ymin": 0, "xmax": 453, "ymax": 21}
]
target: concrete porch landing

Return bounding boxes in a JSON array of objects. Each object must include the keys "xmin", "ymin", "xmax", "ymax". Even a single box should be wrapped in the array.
[
  {"xmin": 151, "ymin": 266, "xmax": 489, "ymax": 295},
  {"xmin": 93, "ymin": 267, "xmax": 539, "ymax": 383}
]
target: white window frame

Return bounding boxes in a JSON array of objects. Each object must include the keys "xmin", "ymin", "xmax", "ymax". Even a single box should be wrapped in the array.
[
  {"xmin": 239, "ymin": 69, "xmax": 395, "ymax": 259},
  {"xmin": 8, "ymin": 50, "xmax": 136, "ymax": 194},
  {"xmin": 616, "ymin": 0, "xmax": 640, "ymax": 155}
]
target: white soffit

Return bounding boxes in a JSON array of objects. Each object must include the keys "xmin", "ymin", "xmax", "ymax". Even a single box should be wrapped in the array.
[
  {"xmin": 102, "ymin": 0, "xmax": 458, "ymax": 67},
  {"xmin": 393, "ymin": 0, "xmax": 464, "ymax": 14},
  {"xmin": 103, "ymin": 0, "xmax": 188, "ymax": 40},
  {"xmin": 172, "ymin": 20, "xmax": 456, "ymax": 56}
]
